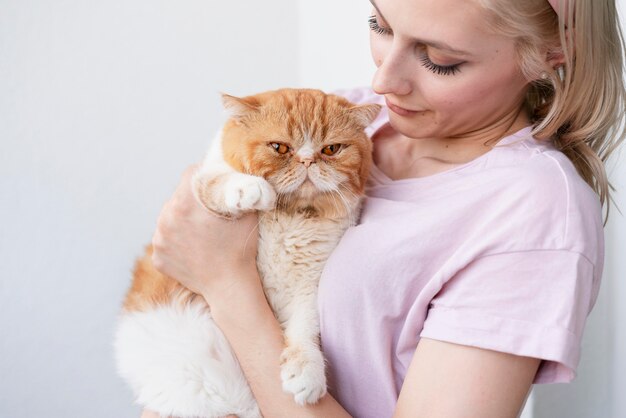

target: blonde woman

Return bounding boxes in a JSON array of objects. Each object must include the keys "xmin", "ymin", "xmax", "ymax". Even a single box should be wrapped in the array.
[{"xmin": 146, "ymin": 0, "xmax": 626, "ymax": 416}]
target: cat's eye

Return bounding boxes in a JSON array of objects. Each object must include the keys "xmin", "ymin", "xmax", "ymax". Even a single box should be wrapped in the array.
[
  {"xmin": 321, "ymin": 144, "xmax": 342, "ymax": 156},
  {"xmin": 270, "ymin": 142, "xmax": 290, "ymax": 154}
]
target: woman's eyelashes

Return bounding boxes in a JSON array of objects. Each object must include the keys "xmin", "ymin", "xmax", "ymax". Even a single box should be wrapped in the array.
[
  {"xmin": 368, "ymin": 15, "xmax": 463, "ymax": 76},
  {"xmin": 368, "ymin": 15, "xmax": 392, "ymax": 35},
  {"xmin": 419, "ymin": 54, "xmax": 462, "ymax": 76}
]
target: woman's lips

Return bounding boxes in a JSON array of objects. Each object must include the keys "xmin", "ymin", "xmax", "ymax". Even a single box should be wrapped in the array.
[{"xmin": 385, "ymin": 98, "xmax": 420, "ymax": 116}]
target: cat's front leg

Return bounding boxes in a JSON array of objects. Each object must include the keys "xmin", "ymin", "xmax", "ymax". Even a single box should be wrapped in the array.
[
  {"xmin": 192, "ymin": 131, "xmax": 276, "ymax": 218},
  {"xmin": 193, "ymin": 168, "xmax": 276, "ymax": 218},
  {"xmin": 279, "ymin": 295, "xmax": 327, "ymax": 405}
]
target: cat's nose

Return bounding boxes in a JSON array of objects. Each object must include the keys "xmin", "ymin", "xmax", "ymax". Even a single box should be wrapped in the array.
[
  {"xmin": 296, "ymin": 142, "xmax": 315, "ymax": 167},
  {"xmin": 299, "ymin": 157, "xmax": 314, "ymax": 167}
]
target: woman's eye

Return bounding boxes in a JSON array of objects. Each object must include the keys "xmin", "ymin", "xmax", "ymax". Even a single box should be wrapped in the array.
[
  {"xmin": 270, "ymin": 142, "xmax": 290, "ymax": 154},
  {"xmin": 368, "ymin": 15, "xmax": 392, "ymax": 36},
  {"xmin": 321, "ymin": 144, "xmax": 342, "ymax": 156},
  {"xmin": 419, "ymin": 54, "xmax": 462, "ymax": 76}
]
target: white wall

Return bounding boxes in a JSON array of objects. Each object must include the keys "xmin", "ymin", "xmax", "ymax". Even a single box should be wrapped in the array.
[
  {"xmin": 0, "ymin": 1, "xmax": 298, "ymax": 417},
  {"xmin": 607, "ymin": 152, "xmax": 626, "ymax": 418},
  {"xmin": 297, "ymin": 0, "xmax": 375, "ymax": 91},
  {"xmin": 0, "ymin": 1, "xmax": 623, "ymax": 417},
  {"xmin": 598, "ymin": 151, "xmax": 623, "ymax": 417}
]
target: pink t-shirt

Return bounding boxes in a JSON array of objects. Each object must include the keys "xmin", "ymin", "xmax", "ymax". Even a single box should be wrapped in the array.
[{"xmin": 318, "ymin": 87, "xmax": 604, "ymax": 418}]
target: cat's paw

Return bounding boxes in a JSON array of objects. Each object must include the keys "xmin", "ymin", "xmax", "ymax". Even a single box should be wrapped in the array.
[
  {"xmin": 280, "ymin": 345, "xmax": 327, "ymax": 405},
  {"xmin": 224, "ymin": 174, "xmax": 276, "ymax": 214}
]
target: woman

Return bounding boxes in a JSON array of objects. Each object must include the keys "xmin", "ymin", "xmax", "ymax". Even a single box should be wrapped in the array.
[{"xmin": 145, "ymin": 0, "xmax": 626, "ymax": 416}]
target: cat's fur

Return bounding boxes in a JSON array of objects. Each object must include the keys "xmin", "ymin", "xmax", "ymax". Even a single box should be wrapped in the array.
[{"xmin": 114, "ymin": 88, "xmax": 380, "ymax": 418}]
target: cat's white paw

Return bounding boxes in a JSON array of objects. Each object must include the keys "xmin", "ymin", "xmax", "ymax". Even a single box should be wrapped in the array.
[
  {"xmin": 224, "ymin": 174, "xmax": 276, "ymax": 213},
  {"xmin": 280, "ymin": 345, "xmax": 327, "ymax": 405}
]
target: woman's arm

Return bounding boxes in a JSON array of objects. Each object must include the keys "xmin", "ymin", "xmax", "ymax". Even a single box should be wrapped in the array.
[
  {"xmin": 206, "ymin": 273, "xmax": 351, "ymax": 418},
  {"xmin": 212, "ymin": 291, "xmax": 539, "ymax": 418},
  {"xmin": 393, "ymin": 337, "xmax": 540, "ymax": 418}
]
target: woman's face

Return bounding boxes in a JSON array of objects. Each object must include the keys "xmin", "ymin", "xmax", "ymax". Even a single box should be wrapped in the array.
[{"xmin": 369, "ymin": 0, "xmax": 531, "ymax": 140}]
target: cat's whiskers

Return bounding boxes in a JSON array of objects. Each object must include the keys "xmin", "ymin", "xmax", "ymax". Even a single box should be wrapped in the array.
[
  {"xmin": 273, "ymin": 192, "xmax": 287, "ymax": 223},
  {"xmin": 276, "ymin": 173, "xmax": 304, "ymax": 195},
  {"xmin": 321, "ymin": 184, "xmax": 349, "ymax": 219},
  {"xmin": 339, "ymin": 184, "xmax": 361, "ymax": 208},
  {"xmin": 336, "ymin": 183, "xmax": 362, "ymax": 225},
  {"xmin": 322, "ymin": 189, "xmax": 343, "ymax": 218},
  {"xmin": 334, "ymin": 188, "xmax": 352, "ymax": 220},
  {"xmin": 242, "ymin": 216, "xmax": 263, "ymax": 259},
  {"xmin": 337, "ymin": 181, "xmax": 360, "ymax": 201}
]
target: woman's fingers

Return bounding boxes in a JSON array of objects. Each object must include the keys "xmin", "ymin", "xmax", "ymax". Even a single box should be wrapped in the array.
[{"xmin": 149, "ymin": 164, "xmax": 262, "ymax": 299}]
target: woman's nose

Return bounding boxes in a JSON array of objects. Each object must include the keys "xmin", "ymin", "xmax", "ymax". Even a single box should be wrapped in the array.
[{"xmin": 371, "ymin": 45, "xmax": 413, "ymax": 97}]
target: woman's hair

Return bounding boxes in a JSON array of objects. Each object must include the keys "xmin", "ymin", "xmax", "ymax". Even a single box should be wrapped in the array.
[{"xmin": 478, "ymin": 0, "xmax": 626, "ymax": 219}]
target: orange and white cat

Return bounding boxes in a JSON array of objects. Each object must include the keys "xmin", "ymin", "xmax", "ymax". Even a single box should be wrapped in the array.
[{"xmin": 114, "ymin": 88, "xmax": 380, "ymax": 418}]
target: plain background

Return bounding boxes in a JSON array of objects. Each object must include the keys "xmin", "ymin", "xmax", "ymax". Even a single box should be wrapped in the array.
[{"xmin": 0, "ymin": 1, "xmax": 624, "ymax": 417}]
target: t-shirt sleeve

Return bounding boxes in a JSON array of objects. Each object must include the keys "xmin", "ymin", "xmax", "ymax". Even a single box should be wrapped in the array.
[{"xmin": 419, "ymin": 249, "xmax": 596, "ymax": 383}]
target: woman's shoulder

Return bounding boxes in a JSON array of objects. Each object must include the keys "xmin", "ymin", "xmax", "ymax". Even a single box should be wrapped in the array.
[
  {"xmin": 493, "ymin": 132, "xmax": 600, "ymax": 210},
  {"xmin": 481, "ymin": 132, "xmax": 604, "ymax": 261}
]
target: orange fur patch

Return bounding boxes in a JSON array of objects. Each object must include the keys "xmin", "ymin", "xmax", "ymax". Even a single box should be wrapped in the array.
[
  {"xmin": 221, "ymin": 88, "xmax": 379, "ymax": 218},
  {"xmin": 122, "ymin": 245, "xmax": 200, "ymax": 312}
]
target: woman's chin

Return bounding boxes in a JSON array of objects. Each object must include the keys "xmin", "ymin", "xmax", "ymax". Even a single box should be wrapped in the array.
[{"xmin": 387, "ymin": 114, "xmax": 438, "ymax": 140}]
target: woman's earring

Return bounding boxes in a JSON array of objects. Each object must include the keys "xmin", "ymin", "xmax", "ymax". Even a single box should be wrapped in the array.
[{"xmin": 540, "ymin": 71, "xmax": 550, "ymax": 80}]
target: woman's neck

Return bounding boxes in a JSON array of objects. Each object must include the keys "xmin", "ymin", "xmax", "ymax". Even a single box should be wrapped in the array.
[{"xmin": 372, "ymin": 108, "xmax": 531, "ymax": 180}]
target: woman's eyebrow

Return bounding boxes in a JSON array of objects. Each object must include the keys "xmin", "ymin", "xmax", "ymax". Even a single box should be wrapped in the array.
[
  {"xmin": 368, "ymin": 0, "xmax": 471, "ymax": 57},
  {"xmin": 412, "ymin": 38, "xmax": 472, "ymax": 57}
]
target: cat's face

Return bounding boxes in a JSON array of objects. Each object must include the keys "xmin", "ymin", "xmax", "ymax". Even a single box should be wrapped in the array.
[{"xmin": 220, "ymin": 89, "xmax": 380, "ymax": 217}]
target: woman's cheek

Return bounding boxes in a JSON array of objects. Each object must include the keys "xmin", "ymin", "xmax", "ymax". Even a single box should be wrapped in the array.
[{"xmin": 425, "ymin": 77, "xmax": 488, "ymax": 111}]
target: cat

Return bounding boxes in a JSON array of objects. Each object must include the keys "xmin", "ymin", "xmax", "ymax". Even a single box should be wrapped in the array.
[{"xmin": 114, "ymin": 88, "xmax": 380, "ymax": 418}]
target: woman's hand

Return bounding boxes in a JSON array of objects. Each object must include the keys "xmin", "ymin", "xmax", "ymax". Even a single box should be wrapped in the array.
[{"xmin": 151, "ymin": 165, "xmax": 261, "ymax": 303}]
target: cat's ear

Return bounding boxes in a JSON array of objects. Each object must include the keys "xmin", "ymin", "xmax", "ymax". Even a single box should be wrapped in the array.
[
  {"xmin": 348, "ymin": 104, "xmax": 382, "ymax": 128},
  {"xmin": 221, "ymin": 93, "xmax": 261, "ymax": 122}
]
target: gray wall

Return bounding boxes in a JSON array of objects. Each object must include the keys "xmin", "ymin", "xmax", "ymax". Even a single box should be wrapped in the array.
[{"xmin": 0, "ymin": 0, "xmax": 623, "ymax": 417}]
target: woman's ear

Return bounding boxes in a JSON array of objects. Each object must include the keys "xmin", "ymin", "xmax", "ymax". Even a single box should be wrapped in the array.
[
  {"xmin": 546, "ymin": 50, "xmax": 566, "ymax": 70},
  {"xmin": 547, "ymin": 28, "xmax": 574, "ymax": 70}
]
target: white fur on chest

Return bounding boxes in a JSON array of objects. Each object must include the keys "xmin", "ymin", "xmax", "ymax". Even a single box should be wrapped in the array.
[{"xmin": 257, "ymin": 211, "xmax": 353, "ymax": 323}]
